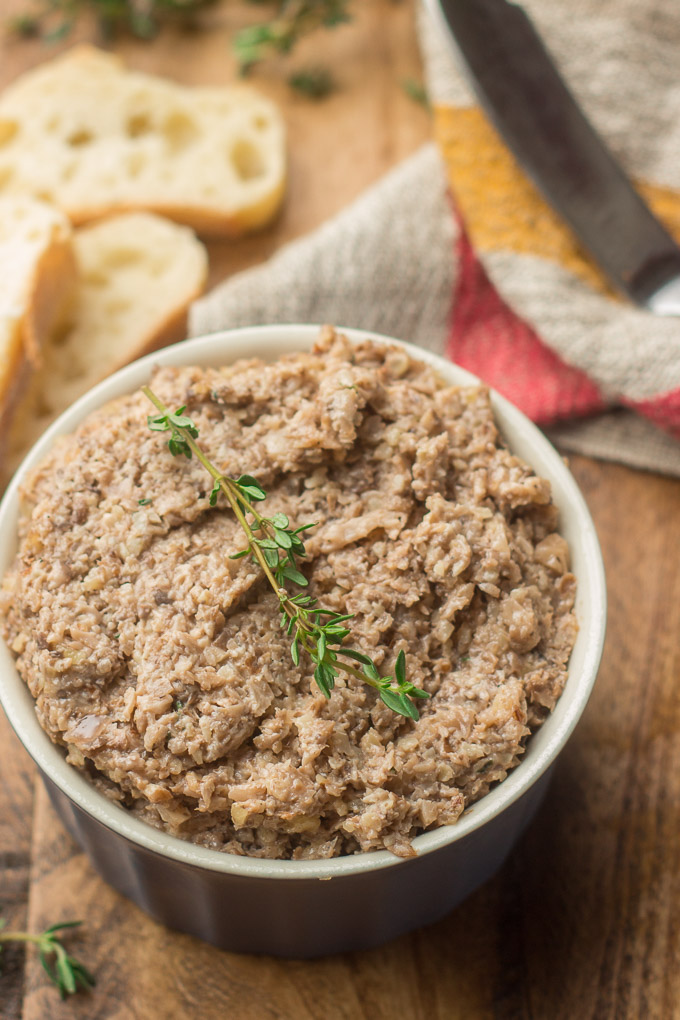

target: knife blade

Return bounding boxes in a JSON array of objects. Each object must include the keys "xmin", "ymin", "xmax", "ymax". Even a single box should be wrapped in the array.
[{"xmin": 426, "ymin": 0, "xmax": 680, "ymax": 314}]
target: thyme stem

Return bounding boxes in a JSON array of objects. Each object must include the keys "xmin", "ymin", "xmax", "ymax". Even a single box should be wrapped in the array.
[
  {"xmin": 0, "ymin": 919, "xmax": 94, "ymax": 999},
  {"xmin": 144, "ymin": 385, "xmax": 282, "ymax": 593},
  {"xmin": 142, "ymin": 387, "xmax": 430, "ymax": 719}
]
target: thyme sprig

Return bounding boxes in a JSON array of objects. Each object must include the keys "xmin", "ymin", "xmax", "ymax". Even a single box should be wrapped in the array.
[
  {"xmin": 0, "ymin": 918, "xmax": 94, "ymax": 999},
  {"xmin": 9, "ymin": 0, "xmax": 352, "ymax": 55},
  {"xmin": 143, "ymin": 389, "xmax": 430, "ymax": 719},
  {"xmin": 9, "ymin": 0, "xmax": 218, "ymax": 42},
  {"xmin": 288, "ymin": 66, "xmax": 336, "ymax": 99},
  {"xmin": 234, "ymin": 1, "xmax": 352, "ymax": 74},
  {"xmin": 401, "ymin": 77, "xmax": 429, "ymax": 109}
]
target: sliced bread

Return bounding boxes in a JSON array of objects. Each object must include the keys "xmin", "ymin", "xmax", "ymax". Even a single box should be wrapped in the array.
[
  {"xmin": 0, "ymin": 46, "xmax": 286, "ymax": 237},
  {"xmin": 0, "ymin": 196, "xmax": 77, "ymax": 440},
  {"xmin": 7, "ymin": 211, "xmax": 208, "ymax": 473}
]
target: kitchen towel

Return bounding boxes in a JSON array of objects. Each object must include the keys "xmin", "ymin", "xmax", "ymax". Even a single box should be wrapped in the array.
[{"xmin": 191, "ymin": 0, "xmax": 680, "ymax": 477}]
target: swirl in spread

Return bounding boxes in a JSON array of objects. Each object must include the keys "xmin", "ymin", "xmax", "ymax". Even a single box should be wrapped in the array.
[{"xmin": 1, "ymin": 328, "xmax": 577, "ymax": 860}]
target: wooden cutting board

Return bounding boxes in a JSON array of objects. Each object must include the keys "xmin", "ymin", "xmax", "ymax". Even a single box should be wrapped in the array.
[{"xmin": 1, "ymin": 3, "xmax": 680, "ymax": 1018}]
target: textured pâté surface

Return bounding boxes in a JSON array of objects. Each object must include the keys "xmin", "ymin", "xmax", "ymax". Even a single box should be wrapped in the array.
[{"xmin": 0, "ymin": 328, "xmax": 576, "ymax": 859}]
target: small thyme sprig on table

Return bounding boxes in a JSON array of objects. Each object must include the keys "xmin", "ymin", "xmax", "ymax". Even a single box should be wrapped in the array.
[
  {"xmin": 143, "ymin": 389, "xmax": 430, "ymax": 719},
  {"xmin": 288, "ymin": 66, "xmax": 336, "ymax": 99},
  {"xmin": 401, "ymin": 77, "xmax": 429, "ymax": 109},
  {"xmin": 234, "ymin": 1, "xmax": 352, "ymax": 74},
  {"xmin": 9, "ymin": 0, "xmax": 351, "ymax": 52},
  {"xmin": 9, "ymin": 0, "xmax": 217, "ymax": 42},
  {"xmin": 0, "ymin": 918, "xmax": 94, "ymax": 999}
]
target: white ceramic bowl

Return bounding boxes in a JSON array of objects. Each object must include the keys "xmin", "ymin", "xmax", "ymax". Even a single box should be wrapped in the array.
[{"xmin": 0, "ymin": 326, "xmax": 606, "ymax": 956}]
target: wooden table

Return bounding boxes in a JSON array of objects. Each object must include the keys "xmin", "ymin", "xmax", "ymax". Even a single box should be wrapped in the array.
[{"xmin": 1, "ymin": 3, "xmax": 679, "ymax": 1017}]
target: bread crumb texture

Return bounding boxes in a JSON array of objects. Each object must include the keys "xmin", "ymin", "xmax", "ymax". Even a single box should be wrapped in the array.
[
  {"xmin": 0, "ymin": 46, "xmax": 286, "ymax": 236},
  {"xmin": 5, "ymin": 210, "xmax": 208, "ymax": 473},
  {"xmin": 0, "ymin": 196, "xmax": 77, "ymax": 431}
]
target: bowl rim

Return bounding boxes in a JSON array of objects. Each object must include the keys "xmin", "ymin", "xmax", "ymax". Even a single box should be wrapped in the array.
[{"xmin": 0, "ymin": 324, "xmax": 607, "ymax": 881}]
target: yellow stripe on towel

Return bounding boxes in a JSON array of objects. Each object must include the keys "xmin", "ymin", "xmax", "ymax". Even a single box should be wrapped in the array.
[{"xmin": 434, "ymin": 105, "xmax": 680, "ymax": 300}]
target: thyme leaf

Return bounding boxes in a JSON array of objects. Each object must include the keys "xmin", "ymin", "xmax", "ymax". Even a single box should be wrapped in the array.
[
  {"xmin": 288, "ymin": 66, "xmax": 336, "ymax": 99},
  {"xmin": 0, "ymin": 918, "xmax": 94, "ymax": 1000},
  {"xmin": 9, "ymin": 0, "xmax": 218, "ymax": 42},
  {"xmin": 234, "ymin": 1, "xmax": 352, "ymax": 73},
  {"xmin": 142, "ymin": 387, "xmax": 429, "ymax": 719},
  {"xmin": 401, "ymin": 77, "xmax": 429, "ymax": 108},
  {"xmin": 10, "ymin": 0, "xmax": 352, "ymax": 55}
]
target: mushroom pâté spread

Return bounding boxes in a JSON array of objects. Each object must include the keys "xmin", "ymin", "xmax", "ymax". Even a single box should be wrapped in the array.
[{"xmin": 0, "ymin": 327, "xmax": 577, "ymax": 859}]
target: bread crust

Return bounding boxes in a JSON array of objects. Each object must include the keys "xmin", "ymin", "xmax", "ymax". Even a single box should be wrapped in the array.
[
  {"xmin": 0, "ymin": 46, "xmax": 287, "ymax": 239},
  {"xmin": 4, "ymin": 211, "xmax": 208, "ymax": 482},
  {"xmin": 0, "ymin": 231, "xmax": 77, "ymax": 450},
  {"xmin": 62, "ymin": 178, "xmax": 287, "ymax": 237},
  {"xmin": 105, "ymin": 280, "xmax": 203, "ymax": 373}
]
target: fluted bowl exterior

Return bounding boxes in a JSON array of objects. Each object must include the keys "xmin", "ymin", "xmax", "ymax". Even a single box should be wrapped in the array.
[{"xmin": 0, "ymin": 326, "xmax": 606, "ymax": 956}]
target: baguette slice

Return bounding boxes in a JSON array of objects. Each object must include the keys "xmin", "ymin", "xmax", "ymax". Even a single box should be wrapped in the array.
[
  {"xmin": 0, "ymin": 46, "xmax": 286, "ymax": 237},
  {"xmin": 8, "ymin": 211, "xmax": 208, "ymax": 473},
  {"xmin": 0, "ymin": 197, "xmax": 77, "ymax": 439}
]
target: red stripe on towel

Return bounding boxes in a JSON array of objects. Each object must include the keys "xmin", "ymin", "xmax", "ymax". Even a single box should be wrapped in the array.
[
  {"xmin": 448, "ymin": 225, "xmax": 608, "ymax": 424},
  {"xmin": 625, "ymin": 388, "xmax": 680, "ymax": 439}
]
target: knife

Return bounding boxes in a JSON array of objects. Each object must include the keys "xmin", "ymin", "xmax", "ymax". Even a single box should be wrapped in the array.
[{"xmin": 425, "ymin": 0, "xmax": 680, "ymax": 315}]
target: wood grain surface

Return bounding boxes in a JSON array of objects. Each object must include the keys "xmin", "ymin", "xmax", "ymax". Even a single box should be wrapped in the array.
[{"xmin": 1, "ymin": 3, "xmax": 679, "ymax": 1018}]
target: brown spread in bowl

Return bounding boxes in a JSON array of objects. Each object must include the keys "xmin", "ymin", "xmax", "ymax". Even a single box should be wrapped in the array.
[{"xmin": 0, "ymin": 328, "xmax": 577, "ymax": 859}]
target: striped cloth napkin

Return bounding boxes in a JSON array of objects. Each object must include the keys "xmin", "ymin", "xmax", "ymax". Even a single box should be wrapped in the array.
[{"xmin": 191, "ymin": 0, "xmax": 680, "ymax": 477}]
